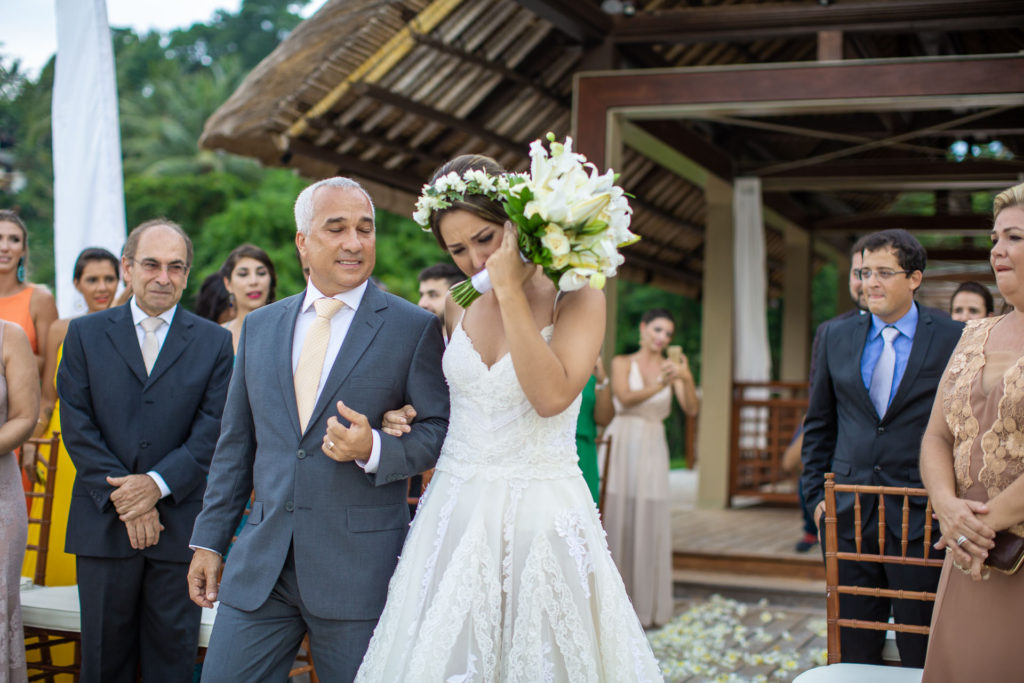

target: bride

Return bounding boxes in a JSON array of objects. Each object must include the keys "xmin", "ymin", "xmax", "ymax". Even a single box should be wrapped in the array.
[{"xmin": 354, "ymin": 155, "xmax": 664, "ymax": 682}]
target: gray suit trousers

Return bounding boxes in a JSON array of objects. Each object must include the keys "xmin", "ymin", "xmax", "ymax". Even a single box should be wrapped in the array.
[{"xmin": 200, "ymin": 545, "xmax": 376, "ymax": 683}]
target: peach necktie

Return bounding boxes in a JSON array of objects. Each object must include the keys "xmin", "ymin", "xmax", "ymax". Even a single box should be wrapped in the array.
[{"xmin": 294, "ymin": 297, "xmax": 345, "ymax": 432}]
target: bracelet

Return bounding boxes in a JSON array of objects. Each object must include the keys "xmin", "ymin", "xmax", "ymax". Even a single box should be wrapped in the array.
[{"xmin": 594, "ymin": 378, "xmax": 609, "ymax": 391}]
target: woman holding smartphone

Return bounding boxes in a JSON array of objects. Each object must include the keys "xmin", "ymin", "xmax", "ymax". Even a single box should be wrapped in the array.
[{"xmin": 602, "ymin": 308, "xmax": 698, "ymax": 628}]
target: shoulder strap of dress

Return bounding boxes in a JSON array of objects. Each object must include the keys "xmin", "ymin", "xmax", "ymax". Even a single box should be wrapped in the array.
[{"xmin": 551, "ymin": 290, "xmax": 566, "ymax": 324}]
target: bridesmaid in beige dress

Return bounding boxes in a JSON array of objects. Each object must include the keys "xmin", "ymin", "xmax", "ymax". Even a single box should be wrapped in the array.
[
  {"xmin": 921, "ymin": 181, "xmax": 1024, "ymax": 681},
  {"xmin": 602, "ymin": 308, "xmax": 698, "ymax": 628},
  {"xmin": 1, "ymin": 320, "xmax": 41, "ymax": 682}
]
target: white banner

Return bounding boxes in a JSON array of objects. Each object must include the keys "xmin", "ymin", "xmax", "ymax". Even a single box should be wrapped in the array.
[{"xmin": 52, "ymin": 0, "xmax": 126, "ymax": 317}]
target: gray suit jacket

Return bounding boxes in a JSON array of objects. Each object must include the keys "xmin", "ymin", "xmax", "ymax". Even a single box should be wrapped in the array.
[{"xmin": 189, "ymin": 284, "xmax": 449, "ymax": 620}]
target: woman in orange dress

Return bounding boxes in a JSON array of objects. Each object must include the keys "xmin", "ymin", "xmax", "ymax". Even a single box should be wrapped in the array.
[
  {"xmin": 0, "ymin": 211, "xmax": 58, "ymax": 376},
  {"xmin": 921, "ymin": 181, "xmax": 1024, "ymax": 681}
]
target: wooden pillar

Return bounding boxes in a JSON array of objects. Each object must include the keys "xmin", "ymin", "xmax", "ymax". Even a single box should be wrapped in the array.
[
  {"xmin": 817, "ymin": 30, "xmax": 843, "ymax": 61},
  {"xmin": 835, "ymin": 253, "xmax": 854, "ymax": 314},
  {"xmin": 696, "ymin": 175, "xmax": 734, "ymax": 509},
  {"xmin": 602, "ymin": 114, "xmax": 625, "ymax": 362},
  {"xmin": 780, "ymin": 224, "xmax": 811, "ymax": 382}
]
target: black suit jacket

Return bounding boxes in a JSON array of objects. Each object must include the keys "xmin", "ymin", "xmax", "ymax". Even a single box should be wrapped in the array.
[
  {"xmin": 58, "ymin": 302, "xmax": 234, "ymax": 563},
  {"xmin": 800, "ymin": 303, "xmax": 962, "ymax": 539}
]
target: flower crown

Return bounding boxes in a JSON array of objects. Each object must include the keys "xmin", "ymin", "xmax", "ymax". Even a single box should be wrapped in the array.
[{"xmin": 412, "ymin": 168, "xmax": 511, "ymax": 230}]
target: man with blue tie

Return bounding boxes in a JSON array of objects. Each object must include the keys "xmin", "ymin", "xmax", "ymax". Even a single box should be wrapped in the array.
[{"xmin": 801, "ymin": 229, "xmax": 963, "ymax": 666}]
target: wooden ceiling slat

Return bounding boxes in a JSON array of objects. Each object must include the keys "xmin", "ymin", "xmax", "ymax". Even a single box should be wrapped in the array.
[
  {"xmin": 355, "ymin": 83, "xmax": 521, "ymax": 155},
  {"xmin": 509, "ymin": 0, "xmax": 611, "ymax": 44},
  {"xmin": 610, "ymin": 0, "xmax": 1024, "ymax": 45},
  {"xmin": 286, "ymin": 139, "xmax": 423, "ymax": 193}
]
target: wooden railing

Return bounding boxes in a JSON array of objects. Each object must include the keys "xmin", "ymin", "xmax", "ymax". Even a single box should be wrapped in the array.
[{"xmin": 729, "ymin": 381, "xmax": 808, "ymax": 504}]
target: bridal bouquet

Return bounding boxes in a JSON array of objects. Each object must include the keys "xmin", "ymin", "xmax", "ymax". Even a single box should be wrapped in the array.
[{"xmin": 414, "ymin": 133, "xmax": 638, "ymax": 307}]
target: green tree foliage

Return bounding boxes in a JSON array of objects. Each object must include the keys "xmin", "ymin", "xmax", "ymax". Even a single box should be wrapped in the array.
[{"xmin": 1, "ymin": 1, "xmax": 311, "ymax": 298}]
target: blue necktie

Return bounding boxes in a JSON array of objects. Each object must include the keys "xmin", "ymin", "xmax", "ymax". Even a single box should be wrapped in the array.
[{"xmin": 869, "ymin": 326, "xmax": 899, "ymax": 418}]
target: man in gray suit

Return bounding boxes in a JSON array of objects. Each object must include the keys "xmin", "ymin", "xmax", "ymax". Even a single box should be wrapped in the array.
[{"xmin": 188, "ymin": 177, "xmax": 449, "ymax": 681}]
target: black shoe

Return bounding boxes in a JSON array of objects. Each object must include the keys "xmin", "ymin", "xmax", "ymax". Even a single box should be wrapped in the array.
[{"xmin": 795, "ymin": 533, "xmax": 818, "ymax": 552}]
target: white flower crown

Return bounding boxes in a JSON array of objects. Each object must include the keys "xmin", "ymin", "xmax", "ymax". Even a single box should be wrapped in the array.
[{"xmin": 412, "ymin": 168, "xmax": 512, "ymax": 230}]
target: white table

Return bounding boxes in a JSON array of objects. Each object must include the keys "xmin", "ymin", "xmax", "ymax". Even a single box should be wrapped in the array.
[{"xmin": 20, "ymin": 582, "xmax": 218, "ymax": 647}]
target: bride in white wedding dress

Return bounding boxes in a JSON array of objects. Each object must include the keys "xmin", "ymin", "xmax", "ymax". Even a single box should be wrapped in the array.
[{"xmin": 355, "ymin": 155, "xmax": 664, "ymax": 683}]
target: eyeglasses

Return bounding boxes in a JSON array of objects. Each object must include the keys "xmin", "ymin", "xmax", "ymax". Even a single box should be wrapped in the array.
[
  {"xmin": 131, "ymin": 259, "xmax": 188, "ymax": 277},
  {"xmin": 855, "ymin": 268, "xmax": 910, "ymax": 281}
]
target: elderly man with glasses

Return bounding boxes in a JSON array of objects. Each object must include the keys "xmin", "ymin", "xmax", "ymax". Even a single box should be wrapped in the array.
[
  {"xmin": 800, "ymin": 228, "xmax": 963, "ymax": 667},
  {"xmin": 57, "ymin": 219, "xmax": 234, "ymax": 683}
]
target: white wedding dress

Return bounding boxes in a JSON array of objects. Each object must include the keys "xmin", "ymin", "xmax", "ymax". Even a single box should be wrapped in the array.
[{"xmin": 356, "ymin": 320, "xmax": 664, "ymax": 682}]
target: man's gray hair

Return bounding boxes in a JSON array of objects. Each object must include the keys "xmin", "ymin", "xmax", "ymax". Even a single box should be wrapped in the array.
[{"xmin": 294, "ymin": 177, "xmax": 375, "ymax": 235}]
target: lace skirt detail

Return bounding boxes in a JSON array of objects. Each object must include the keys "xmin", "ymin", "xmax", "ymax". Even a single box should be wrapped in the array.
[{"xmin": 355, "ymin": 470, "xmax": 664, "ymax": 682}]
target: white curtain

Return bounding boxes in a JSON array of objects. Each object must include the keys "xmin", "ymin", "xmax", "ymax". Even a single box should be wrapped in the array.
[
  {"xmin": 733, "ymin": 177, "xmax": 771, "ymax": 450},
  {"xmin": 52, "ymin": 0, "xmax": 126, "ymax": 316},
  {"xmin": 733, "ymin": 176, "xmax": 771, "ymax": 383}
]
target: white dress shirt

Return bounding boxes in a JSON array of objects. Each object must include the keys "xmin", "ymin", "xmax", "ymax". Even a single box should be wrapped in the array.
[
  {"xmin": 129, "ymin": 297, "xmax": 177, "ymax": 498},
  {"xmin": 293, "ymin": 280, "xmax": 381, "ymax": 473}
]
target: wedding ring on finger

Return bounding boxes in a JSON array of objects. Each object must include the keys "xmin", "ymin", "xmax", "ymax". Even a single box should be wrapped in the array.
[
  {"xmin": 328, "ymin": 440, "xmax": 335, "ymax": 450},
  {"xmin": 956, "ymin": 534, "xmax": 969, "ymax": 547}
]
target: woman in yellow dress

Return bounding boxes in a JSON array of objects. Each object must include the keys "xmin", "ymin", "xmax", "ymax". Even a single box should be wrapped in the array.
[{"xmin": 22, "ymin": 248, "xmax": 119, "ymax": 585}]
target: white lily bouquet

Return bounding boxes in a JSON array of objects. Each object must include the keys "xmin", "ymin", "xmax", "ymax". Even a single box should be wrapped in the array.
[{"xmin": 413, "ymin": 133, "xmax": 639, "ymax": 307}]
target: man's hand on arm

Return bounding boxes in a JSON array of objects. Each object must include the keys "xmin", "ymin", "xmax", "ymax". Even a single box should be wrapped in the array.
[
  {"xmin": 107, "ymin": 473, "xmax": 162, "ymax": 520},
  {"xmin": 381, "ymin": 404, "xmax": 416, "ymax": 437},
  {"xmin": 123, "ymin": 508, "xmax": 164, "ymax": 550},
  {"xmin": 187, "ymin": 548, "xmax": 223, "ymax": 608},
  {"xmin": 322, "ymin": 400, "xmax": 374, "ymax": 462}
]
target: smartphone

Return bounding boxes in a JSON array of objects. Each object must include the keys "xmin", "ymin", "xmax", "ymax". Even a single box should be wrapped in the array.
[{"xmin": 667, "ymin": 345, "xmax": 682, "ymax": 364}]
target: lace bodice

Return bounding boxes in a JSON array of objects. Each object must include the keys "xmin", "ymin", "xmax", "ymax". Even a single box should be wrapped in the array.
[
  {"xmin": 436, "ymin": 320, "xmax": 582, "ymax": 480},
  {"xmin": 942, "ymin": 315, "xmax": 1024, "ymax": 535}
]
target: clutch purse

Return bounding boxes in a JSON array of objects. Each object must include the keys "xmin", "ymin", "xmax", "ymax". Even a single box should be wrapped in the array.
[{"xmin": 985, "ymin": 530, "xmax": 1024, "ymax": 575}]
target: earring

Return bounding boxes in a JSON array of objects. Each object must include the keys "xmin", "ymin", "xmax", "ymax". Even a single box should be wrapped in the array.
[{"xmin": 16, "ymin": 257, "xmax": 24, "ymax": 282}]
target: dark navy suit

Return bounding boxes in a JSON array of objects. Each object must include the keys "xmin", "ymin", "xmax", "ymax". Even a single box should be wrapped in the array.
[
  {"xmin": 801, "ymin": 302, "xmax": 962, "ymax": 666},
  {"xmin": 58, "ymin": 302, "xmax": 233, "ymax": 682}
]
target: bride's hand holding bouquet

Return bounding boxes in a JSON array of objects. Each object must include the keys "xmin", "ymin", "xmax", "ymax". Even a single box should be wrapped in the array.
[{"xmin": 485, "ymin": 222, "xmax": 538, "ymax": 301}]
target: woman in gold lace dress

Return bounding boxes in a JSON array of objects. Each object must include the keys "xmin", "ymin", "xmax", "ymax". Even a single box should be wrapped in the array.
[{"xmin": 921, "ymin": 181, "xmax": 1024, "ymax": 681}]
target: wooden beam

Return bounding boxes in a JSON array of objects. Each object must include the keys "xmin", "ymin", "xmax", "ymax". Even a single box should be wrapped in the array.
[
  {"xmin": 761, "ymin": 159, "xmax": 1024, "ymax": 192},
  {"xmin": 635, "ymin": 121, "xmax": 735, "ymax": 183},
  {"xmin": 574, "ymin": 55, "xmax": 1024, "ymax": 175},
  {"xmin": 353, "ymin": 83, "xmax": 523, "ymax": 156},
  {"xmin": 622, "ymin": 251, "xmax": 703, "ymax": 286},
  {"xmin": 409, "ymin": 33, "xmax": 569, "ymax": 108},
  {"xmin": 511, "ymin": 0, "xmax": 611, "ymax": 44},
  {"xmin": 609, "ymin": 0, "xmax": 1024, "ymax": 45},
  {"xmin": 305, "ymin": 117, "xmax": 448, "ymax": 169},
  {"xmin": 926, "ymin": 248, "xmax": 994, "ymax": 261},
  {"xmin": 813, "ymin": 213, "xmax": 992, "ymax": 233},
  {"xmin": 285, "ymin": 139, "xmax": 423, "ymax": 194}
]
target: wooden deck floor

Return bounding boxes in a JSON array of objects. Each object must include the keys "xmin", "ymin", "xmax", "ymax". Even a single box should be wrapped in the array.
[{"xmin": 669, "ymin": 470, "xmax": 825, "ymax": 582}]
